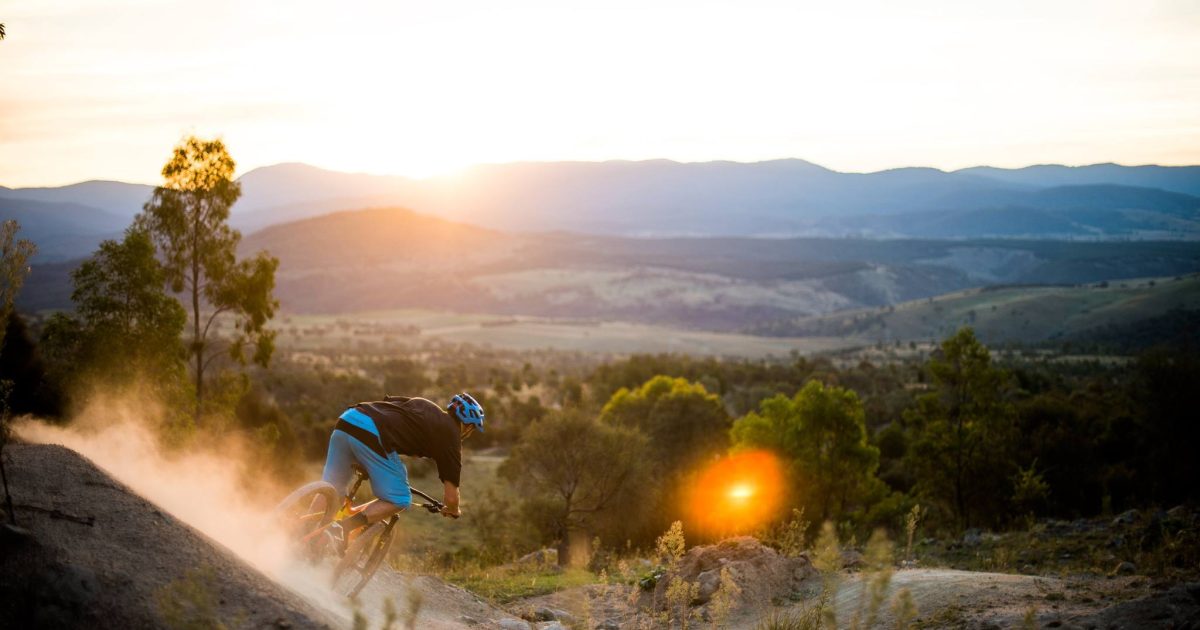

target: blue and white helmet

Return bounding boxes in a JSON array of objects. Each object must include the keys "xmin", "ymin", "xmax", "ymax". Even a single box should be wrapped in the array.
[{"xmin": 449, "ymin": 392, "xmax": 485, "ymax": 432}]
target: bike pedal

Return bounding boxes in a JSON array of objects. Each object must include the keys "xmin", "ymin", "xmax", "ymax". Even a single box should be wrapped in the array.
[{"xmin": 326, "ymin": 523, "xmax": 349, "ymax": 556}]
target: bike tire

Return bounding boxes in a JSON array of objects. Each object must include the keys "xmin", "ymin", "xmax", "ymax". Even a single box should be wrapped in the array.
[
  {"xmin": 272, "ymin": 481, "xmax": 339, "ymax": 544},
  {"xmin": 331, "ymin": 519, "xmax": 397, "ymax": 598}
]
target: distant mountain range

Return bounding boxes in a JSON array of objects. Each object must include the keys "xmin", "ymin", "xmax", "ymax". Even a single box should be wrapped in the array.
[{"xmin": 3, "ymin": 160, "xmax": 1199, "ymax": 262}]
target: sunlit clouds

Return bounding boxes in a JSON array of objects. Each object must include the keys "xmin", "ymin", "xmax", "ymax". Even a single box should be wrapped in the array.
[{"xmin": 2, "ymin": 0, "xmax": 1199, "ymax": 186}]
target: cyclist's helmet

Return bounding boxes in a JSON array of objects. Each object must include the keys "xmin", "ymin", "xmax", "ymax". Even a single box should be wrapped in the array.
[{"xmin": 449, "ymin": 392, "xmax": 485, "ymax": 432}]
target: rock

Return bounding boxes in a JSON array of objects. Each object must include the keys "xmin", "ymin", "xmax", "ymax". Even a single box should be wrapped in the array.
[
  {"xmin": 644, "ymin": 537, "xmax": 813, "ymax": 615},
  {"xmin": 1113, "ymin": 561, "xmax": 1137, "ymax": 576},
  {"xmin": 458, "ymin": 615, "xmax": 482, "ymax": 626},
  {"xmin": 1166, "ymin": 505, "xmax": 1187, "ymax": 519},
  {"xmin": 962, "ymin": 528, "xmax": 984, "ymax": 547},
  {"xmin": 840, "ymin": 549, "xmax": 865, "ymax": 569},
  {"xmin": 595, "ymin": 621, "xmax": 621, "ymax": 630},
  {"xmin": 694, "ymin": 569, "xmax": 722, "ymax": 604},
  {"xmin": 515, "ymin": 548, "xmax": 558, "ymax": 566},
  {"xmin": 537, "ymin": 623, "xmax": 566, "ymax": 630},
  {"xmin": 1112, "ymin": 509, "xmax": 1139, "ymax": 526},
  {"xmin": 1106, "ymin": 534, "xmax": 1126, "ymax": 549},
  {"xmin": 526, "ymin": 607, "xmax": 572, "ymax": 623},
  {"xmin": 497, "ymin": 620, "xmax": 531, "ymax": 630}
]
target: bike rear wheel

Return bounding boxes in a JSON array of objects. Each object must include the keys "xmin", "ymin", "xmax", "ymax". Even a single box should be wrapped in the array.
[
  {"xmin": 331, "ymin": 518, "xmax": 397, "ymax": 598},
  {"xmin": 273, "ymin": 481, "xmax": 339, "ymax": 552}
]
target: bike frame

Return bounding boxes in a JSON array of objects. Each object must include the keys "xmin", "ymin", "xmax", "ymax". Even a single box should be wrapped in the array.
[{"xmin": 302, "ymin": 468, "xmax": 446, "ymax": 545}]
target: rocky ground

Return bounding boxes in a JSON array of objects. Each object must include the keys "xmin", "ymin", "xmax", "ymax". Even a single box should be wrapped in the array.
[
  {"xmin": 0, "ymin": 443, "xmax": 336, "ymax": 628},
  {"xmin": 2, "ymin": 440, "xmax": 1196, "ymax": 629},
  {"xmin": 0, "ymin": 442, "xmax": 531, "ymax": 629},
  {"xmin": 506, "ymin": 531, "xmax": 1200, "ymax": 629}
]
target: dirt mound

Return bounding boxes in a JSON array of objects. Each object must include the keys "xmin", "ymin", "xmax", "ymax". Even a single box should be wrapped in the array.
[
  {"xmin": 657, "ymin": 536, "xmax": 816, "ymax": 607},
  {"xmin": 517, "ymin": 543, "xmax": 1200, "ymax": 629},
  {"xmin": 511, "ymin": 538, "xmax": 816, "ymax": 628},
  {"xmin": 0, "ymin": 443, "xmax": 335, "ymax": 628},
  {"xmin": 3, "ymin": 425, "xmax": 532, "ymax": 630}
]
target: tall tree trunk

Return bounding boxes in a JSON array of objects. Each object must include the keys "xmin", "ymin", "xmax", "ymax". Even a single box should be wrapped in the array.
[{"xmin": 192, "ymin": 249, "xmax": 202, "ymax": 426}]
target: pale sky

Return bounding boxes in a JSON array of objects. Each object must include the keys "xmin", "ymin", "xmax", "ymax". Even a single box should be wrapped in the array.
[{"xmin": 2, "ymin": 0, "xmax": 1199, "ymax": 187}]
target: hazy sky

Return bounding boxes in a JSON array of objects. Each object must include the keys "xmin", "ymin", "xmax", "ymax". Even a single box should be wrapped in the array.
[{"xmin": 2, "ymin": 0, "xmax": 1198, "ymax": 186}]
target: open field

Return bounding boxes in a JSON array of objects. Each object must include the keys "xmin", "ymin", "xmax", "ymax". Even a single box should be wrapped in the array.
[
  {"xmin": 269, "ymin": 309, "xmax": 857, "ymax": 358},
  {"xmin": 262, "ymin": 273, "xmax": 1199, "ymax": 359}
]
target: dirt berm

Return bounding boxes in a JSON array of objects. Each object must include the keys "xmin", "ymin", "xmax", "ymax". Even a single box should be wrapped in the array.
[{"xmin": 0, "ymin": 443, "xmax": 339, "ymax": 628}]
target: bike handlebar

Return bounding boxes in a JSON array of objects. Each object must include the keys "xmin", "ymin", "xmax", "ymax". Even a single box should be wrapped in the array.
[{"xmin": 410, "ymin": 486, "xmax": 457, "ymax": 518}]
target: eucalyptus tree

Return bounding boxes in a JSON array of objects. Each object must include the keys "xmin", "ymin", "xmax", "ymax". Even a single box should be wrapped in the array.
[
  {"xmin": 137, "ymin": 137, "xmax": 279, "ymax": 423},
  {"xmin": 40, "ymin": 228, "xmax": 187, "ymax": 389},
  {"xmin": 732, "ymin": 380, "xmax": 881, "ymax": 523},
  {"xmin": 904, "ymin": 327, "xmax": 1015, "ymax": 529}
]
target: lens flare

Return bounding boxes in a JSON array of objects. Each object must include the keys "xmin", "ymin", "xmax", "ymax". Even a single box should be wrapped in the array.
[
  {"xmin": 729, "ymin": 484, "xmax": 754, "ymax": 500},
  {"xmin": 686, "ymin": 450, "xmax": 784, "ymax": 539}
]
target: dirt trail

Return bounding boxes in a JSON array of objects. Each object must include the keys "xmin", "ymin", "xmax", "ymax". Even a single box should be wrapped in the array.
[
  {"xmin": 829, "ymin": 569, "xmax": 1084, "ymax": 627},
  {"xmin": 0, "ymin": 443, "xmax": 336, "ymax": 628},
  {"xmin": 3, "ymin": 425, "xmax": 528, "ymax": 629},
  {"xmin": 821, "ymin": 568, "xmax": 1198, "ymax": 629}
]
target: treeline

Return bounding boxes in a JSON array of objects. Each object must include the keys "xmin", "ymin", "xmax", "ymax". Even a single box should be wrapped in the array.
[{"xmin": 484, "ymin": 328, "xmax": 1200, "ymax": 563}]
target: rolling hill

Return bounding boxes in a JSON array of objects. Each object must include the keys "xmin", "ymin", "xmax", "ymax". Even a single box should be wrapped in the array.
[
  {"xmin": 21, "ymin": 204, "xmax": 1200, "ymax": 335},
  {"xmin": 230, "ymin": 207, "xmax": 1200, "ymax": 332},
  {"xmin": 750, "ymin": 274, "xmax": 1200, "ymax": 345}
]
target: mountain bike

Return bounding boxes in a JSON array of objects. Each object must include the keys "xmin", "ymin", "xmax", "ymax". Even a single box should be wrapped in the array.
[{"xmin": 273, "ymin": 465, "xmax": 448, "ymax": 598}]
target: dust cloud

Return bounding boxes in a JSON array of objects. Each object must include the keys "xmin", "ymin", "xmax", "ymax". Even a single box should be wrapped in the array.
[{"xmin": 12, "ymin": 393, "xmax": 380, "ymax": 628}]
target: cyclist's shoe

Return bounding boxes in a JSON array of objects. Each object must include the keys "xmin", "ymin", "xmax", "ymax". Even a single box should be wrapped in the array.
[{"xmin": 325, "ymin": 522, "xmax": 349, "ymax": 557}]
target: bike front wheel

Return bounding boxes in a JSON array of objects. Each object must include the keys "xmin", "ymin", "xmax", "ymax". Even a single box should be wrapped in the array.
[
  {"xmin": 273, "ymin": 480, "xmax": 339, "ymax": 554},
  {"xmin": 331, "ymin": 519, "xmax": 397, "ymax": 598}
]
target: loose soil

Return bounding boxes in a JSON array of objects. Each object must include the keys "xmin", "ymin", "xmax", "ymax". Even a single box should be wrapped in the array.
[
  {"xmin": 515, "ymin": 542, "xmax": 1199, "ymax": 629},
  {"xmin": 0, "ymin": 442, "xmax": 528, "ymax": 629},
  {"xmin": 0, "ymin": 443, "xmax": 335, "ymax": 628}
]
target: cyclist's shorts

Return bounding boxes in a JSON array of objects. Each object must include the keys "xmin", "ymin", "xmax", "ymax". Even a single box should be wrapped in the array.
[{"xmin": 322, "ymin": 408, "xmax": 412, "ymax": 508}]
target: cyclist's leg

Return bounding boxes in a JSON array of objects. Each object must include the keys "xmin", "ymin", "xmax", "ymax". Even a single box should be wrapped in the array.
[
  {"xmin": 341, "ymin": 439, "xmax": 412, "ymax": 524},
  {"xmin": 319, "ymin": 429, "xmax": 357, "ymax": 510}
]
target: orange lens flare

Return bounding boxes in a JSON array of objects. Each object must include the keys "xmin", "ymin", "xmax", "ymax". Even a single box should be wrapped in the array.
[{"xmin": 686, "ymin": 450, "xmax": 784, "ymax": 539}]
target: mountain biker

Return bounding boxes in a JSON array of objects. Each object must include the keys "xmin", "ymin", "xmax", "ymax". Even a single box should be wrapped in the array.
[{"xmin": 319, "ymin": 392, "xmax": 484, "ymax": 547}]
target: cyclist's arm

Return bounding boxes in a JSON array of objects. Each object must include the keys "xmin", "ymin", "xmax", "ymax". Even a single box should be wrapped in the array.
[{"xmin": 441, "ymin": 480, "xmax": 460, "ymax": 518}]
